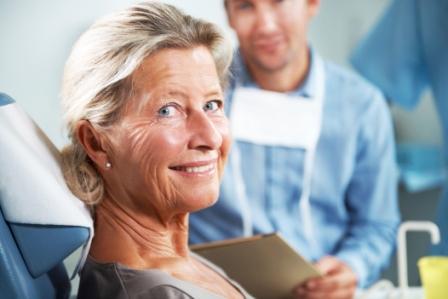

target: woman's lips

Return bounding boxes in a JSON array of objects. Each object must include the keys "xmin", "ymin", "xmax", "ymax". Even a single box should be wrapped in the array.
[{"xmin": 169, "ymin": 159, "xmax": 217, "ymax": 176}]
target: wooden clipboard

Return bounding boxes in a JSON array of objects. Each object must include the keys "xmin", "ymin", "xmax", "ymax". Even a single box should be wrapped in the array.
[{"xmin": 191, "ymin": 233, "xmax": 322, "ymax": 299}]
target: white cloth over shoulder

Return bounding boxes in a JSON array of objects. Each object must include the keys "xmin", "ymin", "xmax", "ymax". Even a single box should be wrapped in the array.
[
  {"xmin": 0, "ymin": 103, "xmax": 92, "ymax": 228},
  {"xmin": 0, "ymin": 102, "xmax": 93, "ymax": 274}
]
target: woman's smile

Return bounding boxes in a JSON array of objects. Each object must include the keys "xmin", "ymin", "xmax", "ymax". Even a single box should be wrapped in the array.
[{"xmin": 169, "ymin": 158, "xmax": 218, "ymax": 177}]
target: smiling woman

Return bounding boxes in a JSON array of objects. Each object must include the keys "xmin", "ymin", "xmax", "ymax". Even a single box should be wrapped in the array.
[
  {"xmin": 59, "ymin": 2, "xmax": 252, "ymax": 299},
  {"xmin": 97, "ymin": 47, "xmax": 229, "ymax": 217}
]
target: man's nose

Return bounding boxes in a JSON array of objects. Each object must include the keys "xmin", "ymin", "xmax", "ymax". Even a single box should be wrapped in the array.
[
  {"xmin": 255, "ymin": 7, "xmax": 279, "ymax": 35},
  {"xmin": 188, "ymin": 111, "xmax": 222, "ymax": 151}
]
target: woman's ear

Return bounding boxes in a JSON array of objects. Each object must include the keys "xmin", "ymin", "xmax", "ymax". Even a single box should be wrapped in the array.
[{"xmin": 76, "ymin": 120, "xmax": 110, "ymax": 170}]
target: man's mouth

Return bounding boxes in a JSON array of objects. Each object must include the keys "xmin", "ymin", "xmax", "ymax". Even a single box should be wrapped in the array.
[{"xmin": 254, "ymin": 36, "xmax": 285, "ymax": 52}]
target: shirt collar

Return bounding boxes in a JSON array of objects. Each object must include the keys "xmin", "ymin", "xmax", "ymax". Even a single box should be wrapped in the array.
[{"xmin": 232, "ymin": 47, "xmax": 322, "ymax": 99}]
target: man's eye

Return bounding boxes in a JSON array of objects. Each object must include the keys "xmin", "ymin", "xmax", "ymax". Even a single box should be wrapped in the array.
[
  {"xmin": 158, "ymin": 105, "xmax": 176, "ymax": 117},
  {"xmin": 203, "ymin": 100, "xmax": 222, "ymax": 112},
  {"xmin": 236, "ymin": 1, "xmax": 253, "ymax": 10}
]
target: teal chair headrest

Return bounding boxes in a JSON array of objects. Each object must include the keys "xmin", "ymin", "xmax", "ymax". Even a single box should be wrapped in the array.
[{"xmin": 0, "ymin": 93, "xmax": 15, "ymax": 106}]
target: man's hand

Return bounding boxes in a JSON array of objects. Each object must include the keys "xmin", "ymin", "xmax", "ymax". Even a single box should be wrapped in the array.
[{"xmin": 292, "ymin": 256, "xmax": 358, "ymax": 299}]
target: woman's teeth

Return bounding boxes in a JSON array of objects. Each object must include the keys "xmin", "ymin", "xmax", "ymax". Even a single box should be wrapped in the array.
[{"xmin": 174, "ymin": 164, "xmax": 215, "ymax": 173}]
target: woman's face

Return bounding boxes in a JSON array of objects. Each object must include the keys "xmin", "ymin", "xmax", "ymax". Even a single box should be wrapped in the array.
[{"xmin": 105, "ymin": 46, "xmax": 230, "ymax": 217}]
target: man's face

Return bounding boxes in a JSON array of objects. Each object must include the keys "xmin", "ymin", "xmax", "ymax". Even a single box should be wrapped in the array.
[{"xmin": 226, "ymin": 0, "xmax": 318, "ymax": 73}]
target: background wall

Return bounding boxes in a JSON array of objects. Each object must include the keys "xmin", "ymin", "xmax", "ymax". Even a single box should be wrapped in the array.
[
  {"xmin": 0, "ymin": 0, "xmax": 442, "ymax": 147},
  {"xmin": 0, "ymin": 0, "xmax": 441, "ymax": 291}
]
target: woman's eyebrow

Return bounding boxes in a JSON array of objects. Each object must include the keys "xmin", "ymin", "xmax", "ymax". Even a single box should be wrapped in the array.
[
  {"xmin": 204, "ymin": 86, "xmax": 223, "ymax": 98},
  {"xmin": 204, "ymin": 91, "xmax": 222, "ymax": 99},
  {"xmin": 165, "ymin": 90, "xmax": 188, "ymax": 99},
  {"xmin": 161, "ymin": 89, "xmax": 222, "ymax": 100}
]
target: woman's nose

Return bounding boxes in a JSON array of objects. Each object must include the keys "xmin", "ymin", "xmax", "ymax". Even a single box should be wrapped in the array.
[{"xmin": 188, "ymin": 111, "xmax": 223, "ymax": 151}]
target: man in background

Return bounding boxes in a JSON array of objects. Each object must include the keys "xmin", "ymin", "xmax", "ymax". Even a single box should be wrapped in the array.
[{"xmin": 190, "ymin": 0, "xmax": 400, "ymax": 297}]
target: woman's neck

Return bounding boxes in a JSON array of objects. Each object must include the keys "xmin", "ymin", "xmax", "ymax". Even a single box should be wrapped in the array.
[{"xmin": 89, "ymin": 197, "xmax": 190, "ymax": 269}]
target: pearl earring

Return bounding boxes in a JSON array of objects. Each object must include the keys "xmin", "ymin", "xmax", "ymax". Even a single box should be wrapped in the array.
[{"xmin": 105, "ymin": 162, "xmax": 111, "ymax": 169}]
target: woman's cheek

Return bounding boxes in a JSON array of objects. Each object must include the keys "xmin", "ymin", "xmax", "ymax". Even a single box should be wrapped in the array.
[
  {"xmin": 216, "ymin": 117, "xmax": 231, "ymax": 150},
  {"xmin": 214, "ymin": 117, "xmax": 231, "ymax": 177},
  {"xmin": 155, "ymin": 127, "xmax": 187, "ymax": 150}
]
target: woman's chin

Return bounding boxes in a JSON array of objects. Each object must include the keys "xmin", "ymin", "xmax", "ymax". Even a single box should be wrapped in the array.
[{"xmin": 182, "ymin": 192, "xmax": 219, "ymax": 214}]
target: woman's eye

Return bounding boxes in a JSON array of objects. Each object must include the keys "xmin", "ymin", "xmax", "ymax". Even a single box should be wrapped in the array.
[
  {"xmin": 158, "ymin": 105, "xmax": 176, "ymax": 117},
  {"xmin": 203, "ymin": 100, "xmax": 222, "ymax": 112}
]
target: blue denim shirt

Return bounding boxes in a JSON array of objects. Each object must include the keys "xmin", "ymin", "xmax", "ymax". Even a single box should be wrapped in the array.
[
  {"xmin": 190, "ymin": 49, "xmax": 400, "ymax": 288},
  {"xmin": 351, "ymin": 0, "xmax": 448, "ymax": 256}
]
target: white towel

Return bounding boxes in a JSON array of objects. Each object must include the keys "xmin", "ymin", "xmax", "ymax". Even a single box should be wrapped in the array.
[{"xmin": 0, "ymin": 102, "xmax": 93, "ymax": 274}]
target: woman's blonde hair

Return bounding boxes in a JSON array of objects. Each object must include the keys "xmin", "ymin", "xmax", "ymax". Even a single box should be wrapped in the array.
[{"xmin": 61, "ymin": 1, "xmax": 232, "ymax": 207}]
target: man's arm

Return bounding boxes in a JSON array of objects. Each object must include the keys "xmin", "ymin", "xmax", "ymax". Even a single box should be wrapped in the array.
[
  {"xmin": 293, "ymin": 90, "xmax": 399, "ymax": 299},
  {"xmin": 333, "ymin": 90, "xmax": 400, "ymax": 287}
]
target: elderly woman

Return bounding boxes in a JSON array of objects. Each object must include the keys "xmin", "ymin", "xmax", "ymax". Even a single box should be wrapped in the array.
[{"xmin": 60, "ymin": 2, "xmax": 252, "ymax": 299}]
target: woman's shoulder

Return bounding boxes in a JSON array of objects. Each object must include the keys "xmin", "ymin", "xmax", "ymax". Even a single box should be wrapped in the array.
[
  {"xmin": 77, "ymin": 257, "xmax": 223, "ymax": 299},
  {"xmin": 77, "ymin": 257, "xmax": 192, "ymax": 298},
  {"xmin": 145, "ymin": 285, "xmax": 194, "ymax": 299}
]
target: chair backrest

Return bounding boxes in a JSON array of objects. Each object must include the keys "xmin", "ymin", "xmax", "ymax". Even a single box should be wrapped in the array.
[
  {"xmin": 0, "ymin": 93, "xmax": 91, "ymax": 299},
  {"xmin": 0, "ymin": 206, "xmax": 71, "ymax": 299}
]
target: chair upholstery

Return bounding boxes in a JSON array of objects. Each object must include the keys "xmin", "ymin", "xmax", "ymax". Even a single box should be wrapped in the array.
[{"xmin": 0, "ymin": 93, "xmax": 90, "ymax": 299}]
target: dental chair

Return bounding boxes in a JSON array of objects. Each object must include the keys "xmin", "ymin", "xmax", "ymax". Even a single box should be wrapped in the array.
[{"xmin": 0, "ymin": 93, "xmax": 92, "ymax": 299}]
